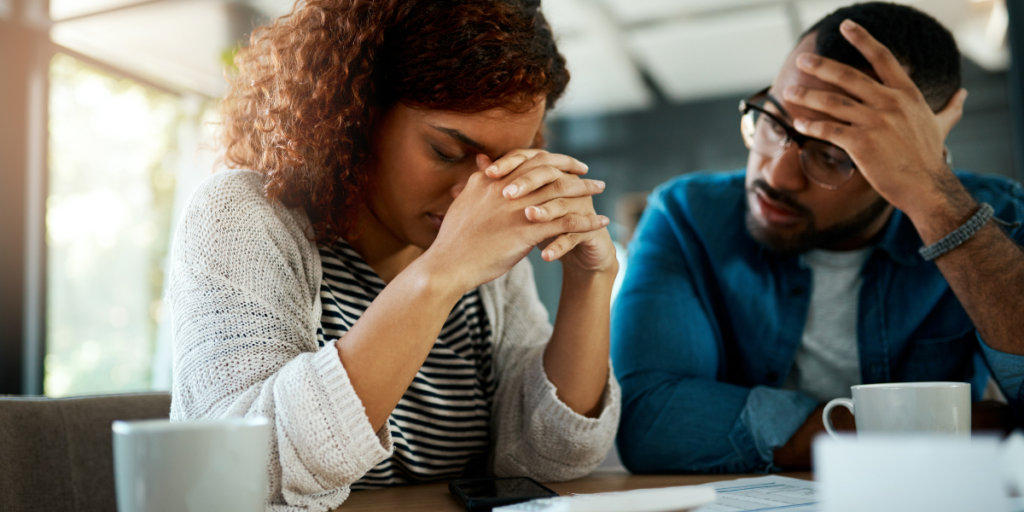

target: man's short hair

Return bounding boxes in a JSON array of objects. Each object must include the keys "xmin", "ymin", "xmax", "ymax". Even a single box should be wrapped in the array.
[{"xmin": 803, "ymin": 2, "xmax": 961, "ymax": 112}]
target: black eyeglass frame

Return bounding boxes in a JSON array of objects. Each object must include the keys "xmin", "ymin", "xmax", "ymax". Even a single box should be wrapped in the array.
[{"xmin": 738, "ymin": 86, "xmax": 858, "ymax": 190}]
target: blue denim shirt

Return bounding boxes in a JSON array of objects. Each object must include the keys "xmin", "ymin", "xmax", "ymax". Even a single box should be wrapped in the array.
[{"xmin": 611, "ymin": 170, "xmax": 1024, "ymax": 474}]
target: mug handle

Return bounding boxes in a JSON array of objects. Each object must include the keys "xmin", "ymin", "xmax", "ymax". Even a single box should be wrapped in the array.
[{"xmin": 822, "ymin": 398, "xmax": 854, "ymax": 440}]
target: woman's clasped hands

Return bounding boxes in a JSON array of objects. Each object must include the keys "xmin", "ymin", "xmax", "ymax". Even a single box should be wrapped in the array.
[{"xmin": 426, "ymin": 149, "xmax": 617, "ymax": 293}]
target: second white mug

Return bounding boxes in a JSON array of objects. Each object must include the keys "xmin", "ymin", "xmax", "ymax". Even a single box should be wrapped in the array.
[
  {"xmin": 822, "ymin": 382, "xmax": 971, "ymax": 439},
  {"xmin": 112, "ymin": 417, "xmax": 270, "ymax": 512}
]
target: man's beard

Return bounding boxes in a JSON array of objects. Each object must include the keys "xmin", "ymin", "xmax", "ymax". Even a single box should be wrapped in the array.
[{"xmin": 745, "ymin": 179, "xmax": 891, "ymax": 256}]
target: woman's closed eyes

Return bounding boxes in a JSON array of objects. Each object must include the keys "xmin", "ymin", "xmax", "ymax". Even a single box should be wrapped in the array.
[{"xmin": 430, "ymin": 143, "xmax": 464, "ymax": 164}]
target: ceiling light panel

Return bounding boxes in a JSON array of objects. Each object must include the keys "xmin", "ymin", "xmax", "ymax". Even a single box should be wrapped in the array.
[
  {"xmin": 627, "ymin": 6, "xmax": 794, "ymax": 102},
  {"xmin": 598, "ymin": 0, "xmax": 781, "ymax": 25},
  {"xmin": 50, "ymin": 0, "xmax": 153, "ymax": 21},
  {"xmin": 554, "ymin": 33, "xmax": 653, "ymax": 117},
  {"xmin": 543, "ymin": 0, "xmax": 607, "ymax": 38},
  {"xmin": 545, "ymin": 0, "xmax": 652, "ymax": 116},
  {"xmin": 52, "ymin": 1, "xmax": 258, "ymax": 96}
]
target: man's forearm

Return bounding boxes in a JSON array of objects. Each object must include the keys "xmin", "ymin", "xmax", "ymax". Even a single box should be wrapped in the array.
[
  {"xmin": 774, "ymin": 404, "xmax": 854, "ymax": 469},
  {"xmin": 905, "ymin": 179, "xmax": 1024, "ymax": 356}
]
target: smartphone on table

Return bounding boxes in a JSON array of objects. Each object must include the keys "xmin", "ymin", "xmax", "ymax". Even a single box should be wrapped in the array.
[{"xmin": 449, "ymin": 477, "xmax": 559, "ymax": 512}]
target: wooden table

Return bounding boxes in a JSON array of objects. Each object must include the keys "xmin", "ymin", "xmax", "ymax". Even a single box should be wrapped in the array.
[{"xmin": 335, "ymin": 470, "xmax": 814, "ymax": 511}]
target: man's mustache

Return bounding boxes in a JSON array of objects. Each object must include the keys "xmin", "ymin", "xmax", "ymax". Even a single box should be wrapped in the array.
[{"xmin": 749, "ymin": 179, "xmax": 813, "ymax": 219}]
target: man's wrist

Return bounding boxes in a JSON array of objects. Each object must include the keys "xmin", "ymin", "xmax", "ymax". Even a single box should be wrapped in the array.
[{"xmin": 901, "ymin": 174, "xmax": 978, "ymax": 246}]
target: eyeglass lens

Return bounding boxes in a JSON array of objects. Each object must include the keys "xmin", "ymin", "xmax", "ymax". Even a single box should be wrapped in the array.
[{"xmin": 741, "ymin": 108, "xmax": 856, "ymax": 189}]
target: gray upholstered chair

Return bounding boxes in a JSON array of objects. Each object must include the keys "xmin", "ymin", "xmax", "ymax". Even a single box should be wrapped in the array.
[{"xmin": 0, "ymin": 392, "xmax": 171, "ymax": 512}]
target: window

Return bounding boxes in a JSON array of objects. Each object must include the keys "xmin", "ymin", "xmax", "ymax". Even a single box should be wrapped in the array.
[{"xmin": 45, "ymin": 54, "xmax": 180, "ymax": 396}]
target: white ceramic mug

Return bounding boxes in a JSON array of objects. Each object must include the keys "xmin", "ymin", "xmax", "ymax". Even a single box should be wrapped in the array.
[
  {"xmin": 112, "ymin": 417, "xmax": 270, "ymax": 512},
  {"xmin": 822, "ymin": 382, "xmax": 971, "ymax": 439}
]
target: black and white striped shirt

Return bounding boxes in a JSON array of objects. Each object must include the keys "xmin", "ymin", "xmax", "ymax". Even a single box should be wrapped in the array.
[{"xmin": 316, "ymin": 240, "xmax": 496, "ymax": 489}]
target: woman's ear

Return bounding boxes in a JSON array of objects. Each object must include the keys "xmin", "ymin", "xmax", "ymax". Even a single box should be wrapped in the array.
[{"xmin": 531, "ymin": 125, "xmax": 546, "ymax": 150}]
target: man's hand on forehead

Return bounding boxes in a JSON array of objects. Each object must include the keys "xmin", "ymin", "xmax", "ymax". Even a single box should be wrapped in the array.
[{"xmin": 780, "ymin": 18, "xmax": 968, "ymax": 217}]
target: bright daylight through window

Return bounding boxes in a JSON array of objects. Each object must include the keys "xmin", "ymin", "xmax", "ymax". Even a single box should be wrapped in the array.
[{"xmin": 45, "ymin": 54, "xmax": 180, "ymax": 396}]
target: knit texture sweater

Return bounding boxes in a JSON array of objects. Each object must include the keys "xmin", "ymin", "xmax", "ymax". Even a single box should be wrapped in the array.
[{"xmin": 167, "ymin": 170, "xmax": 621, "ymax": 512}]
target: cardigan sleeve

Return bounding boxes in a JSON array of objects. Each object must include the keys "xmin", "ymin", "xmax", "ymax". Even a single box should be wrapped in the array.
[
  {"xmin": 167, "ymin": 170, "xmax": 390, "ymax": 512},
  {"xmin": 487, "ymin": 258, "xmax": 621, "ymax": 481}
]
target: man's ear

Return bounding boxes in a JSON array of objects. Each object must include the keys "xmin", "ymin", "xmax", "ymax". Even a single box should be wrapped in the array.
[{"xmin": 936, "ymin": 88, "xmax": 968, "ymax": 141}]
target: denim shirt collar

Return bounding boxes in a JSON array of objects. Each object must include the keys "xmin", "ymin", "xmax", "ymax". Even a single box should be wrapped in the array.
[{"xmin": 875, "ymin": 209, "xmax": 923, "ymax": 267}]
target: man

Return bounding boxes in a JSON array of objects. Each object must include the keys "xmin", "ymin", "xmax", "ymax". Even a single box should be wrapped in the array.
[{"xmin": 611, "ymin": 1, "xmax": 1024, "ymax": 473}]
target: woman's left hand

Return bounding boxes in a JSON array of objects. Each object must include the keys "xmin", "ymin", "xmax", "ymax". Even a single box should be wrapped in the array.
[{"xmin": 481, "ymin": 151, "xmax": 618, "ymax": 275}]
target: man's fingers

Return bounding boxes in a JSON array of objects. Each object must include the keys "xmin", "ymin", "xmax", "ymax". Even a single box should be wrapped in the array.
[
  {"xmin": 793, "ymin": 117, "xmax": 854, "ymax": 149},
  {"xmin": 838, "ymin": 19, "xmax": 916, "ymax": 91},
  {"xmin": 783, "ymin": 86, "xmax": 869, "ymax": 125},
  {"xmin": 794, "ymin": 53, "xmax": 880, "ymax": 104},
  {"xmin": 936, "ymin": 88, "xmax": 968, "ymax": 140}
]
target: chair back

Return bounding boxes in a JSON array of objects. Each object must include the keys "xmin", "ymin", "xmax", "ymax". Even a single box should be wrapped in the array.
[{"xmin": 0, "ymin": 392, "xmax": 171, "ymax": 512}]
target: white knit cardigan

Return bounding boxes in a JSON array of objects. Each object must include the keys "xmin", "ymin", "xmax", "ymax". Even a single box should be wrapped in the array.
[{"xmin": 167, "ymin": 170, "xmax": 621, "ymax": 512}]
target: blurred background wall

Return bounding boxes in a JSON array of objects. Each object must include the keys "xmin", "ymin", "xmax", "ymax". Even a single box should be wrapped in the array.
[{"xmin": 0, "ymin": 0, "xmax": 1018, "ymax": 397}]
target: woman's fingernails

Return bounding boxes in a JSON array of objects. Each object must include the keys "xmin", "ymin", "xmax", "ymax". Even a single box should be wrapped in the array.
[
  {"xmin": 529, "ymin": 206, "xmax": 544, "ymax": 218},
  {"xmin": 797, "ymin": 53, "xmax": 817, "ymax": 69},
  {"xmin": 503, "ymin": 184, "xmax": 518, "ymax": 198},
  {"xmin": 784, "ymin": 85, "xmax": 799, "ymax": 99},
  {"xmin": 601, "ymin": 216, "xmax": 610, "ymax": 226},
  {"xmin": 794, "ymin": 118, "xmax": 808, "ymax": 131},
  {"xmin": 485, "ymin": 165, "xmax": 498, "ymax": 174},
  {"xmin": 841, "ymin": 19, "xmax": 858, "ymax": 31},
  {"xmin": 595, "ymin": 180, "xmax": 606, "ymax": 190},
  {"xmin": 542, "ymin": 250, "xmax": 554, "ymax": 260},
  {"xmin": 582, "ymin": 162, "xmax": 590, "ymax": 171}
]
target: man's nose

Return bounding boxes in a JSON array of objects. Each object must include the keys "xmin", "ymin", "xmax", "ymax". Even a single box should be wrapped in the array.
[{"xmin": 762, "ymin": 145, "xmax": 807, "ymax": 192}]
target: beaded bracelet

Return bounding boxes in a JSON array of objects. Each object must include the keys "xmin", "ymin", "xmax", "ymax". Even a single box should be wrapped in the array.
[{"xmin": 919, "ymin": 203, "xmax": 994, "ymax": 261}]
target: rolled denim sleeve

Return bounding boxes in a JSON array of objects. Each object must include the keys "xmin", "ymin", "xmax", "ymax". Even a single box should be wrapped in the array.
[
  {"xmin": 978, "ymin": 333, "xmax": 1024, "ymax": 414},
  {"xmin": 612, "ymin": 186, "xmax": 814, "ymax": 474},
  {"xmin": 740, "ymin": 386, "xmax": 818, "ymax": 470}
]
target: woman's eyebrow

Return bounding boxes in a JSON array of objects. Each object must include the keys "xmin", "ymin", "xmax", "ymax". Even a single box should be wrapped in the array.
[{"xmin": 429, "ymin": 125, "xmax": 485, "ymax": 151}]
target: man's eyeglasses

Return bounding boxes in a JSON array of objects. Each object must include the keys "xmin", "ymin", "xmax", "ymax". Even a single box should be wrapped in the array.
[{"xmin": 739, "ymin": 87, "xmax": 857, "ymax": 190}]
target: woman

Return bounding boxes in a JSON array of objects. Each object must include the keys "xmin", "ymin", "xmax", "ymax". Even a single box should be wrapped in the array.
[{"xmin": 168, "ymin": 0, "xmax": 620, "ymax": 510}]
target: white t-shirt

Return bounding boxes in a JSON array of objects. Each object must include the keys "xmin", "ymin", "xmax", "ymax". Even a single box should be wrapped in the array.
[{"xmin": 785, "ymin": 247, "xmax": 873, "ymax": 403}]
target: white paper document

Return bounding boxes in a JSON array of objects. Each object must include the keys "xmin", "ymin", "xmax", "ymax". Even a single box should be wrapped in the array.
[
  {"xmin": 493, "ymin": 484, "xmax": 716, "ymax": 512},
  {"xmin": 693, "ymin": 476, "xmax": 819, "ymax": 512}
]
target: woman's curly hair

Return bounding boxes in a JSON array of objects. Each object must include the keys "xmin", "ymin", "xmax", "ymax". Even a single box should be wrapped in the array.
[{"xmin": 220, "ymin": 0, "xmax": 570, "ymax": 244}]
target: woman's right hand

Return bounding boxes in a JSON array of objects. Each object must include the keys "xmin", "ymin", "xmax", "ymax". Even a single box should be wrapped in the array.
[{"xmin": 421, "ymin": 150, "xmax": 608, "ymax": 293}]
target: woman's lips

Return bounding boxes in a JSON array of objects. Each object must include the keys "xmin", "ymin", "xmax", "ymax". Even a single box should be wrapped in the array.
[
  {"xmin": 427, "ymin": 213, "xmax": 444, "ymax": 230},
  {"xmin": 754, "ymin": 191, "xmax": 803, "ymax": 226}
]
